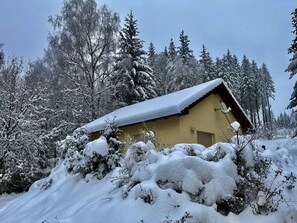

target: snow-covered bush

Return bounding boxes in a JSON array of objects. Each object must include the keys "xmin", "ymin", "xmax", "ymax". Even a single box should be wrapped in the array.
[
  {"xmin": 0, "ymin": 158, "xmax": 47, "ymax": 194},
  {"xmin": 116, "ymin": 141, "xmax": 157, "ymax": 197},
  {"xmin": 57, "ymin": 123, "xmax": 124, "ymax": 180},
  {"xmin": 217, "ymin": 135, "xmax": 297, "ymax": 215}
]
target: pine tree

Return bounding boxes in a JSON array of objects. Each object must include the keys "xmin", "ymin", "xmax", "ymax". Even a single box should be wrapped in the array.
[{"xmin": 112, "ymin": 11, "xmax": 156, "ymax": 106}]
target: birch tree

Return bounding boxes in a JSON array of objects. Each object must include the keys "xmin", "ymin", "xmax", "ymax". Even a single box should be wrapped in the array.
[{"xmin": 48, "ymin": 0, "xmax": 120, "ymax": 122}]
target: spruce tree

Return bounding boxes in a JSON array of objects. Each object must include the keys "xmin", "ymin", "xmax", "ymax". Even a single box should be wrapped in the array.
[
  {"xmin": 147, "ymin": 42, "xmax": 156, "ymax": 63},
  {"xmin": 112, "ymin": 11, "xmax": 156, "ymax": 107},
  {"xmin": 198, "ymin": 45, "xmax": 215, "ymax": 82},
  {"xmin": 178, "ymin": 30, "xmax": 194, "ymax": 64},
  {"xmin": 220, "ymin": 50, "xmax": 240, "ymax": 90},
  {"xmin": 167, "ymin": 31, "xmax": 201, "ymax": 92},
  {"xmin": 168, "ymin": 38, "xmax": 177, "ymax": 61},
  {"xmin": 240, "ymin": 55, "xmax": 255, "ymax": 123},
  {"xmin": 260, "ymin": 63, "xmax": 275, "ymax": 128},
  {"xmin": 286, "ymin": 8, "xmax": 297, "ymax": 131}
]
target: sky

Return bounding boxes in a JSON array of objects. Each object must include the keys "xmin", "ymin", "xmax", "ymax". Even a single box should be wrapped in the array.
[{"xmin": 0, "ymin": 0, "xmax": 296, "ymax": 116}]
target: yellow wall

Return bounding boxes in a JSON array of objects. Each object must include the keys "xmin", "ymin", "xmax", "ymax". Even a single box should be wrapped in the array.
[
  {"xmin": 119, "ymin": 115, "xmax": 180, "ymax": 148},
  {"xmin": 91, "ymin": 93, "xmax": 239, "ymax": 148},
  {"xmin": 179, "ymin": 93, "xmax": 238, "ymax": 145}
]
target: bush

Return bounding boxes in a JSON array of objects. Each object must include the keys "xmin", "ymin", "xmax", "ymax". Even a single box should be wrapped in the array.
[{"xmin": 57, "ymin": 122, "xmax": 124, "ymax": 180}]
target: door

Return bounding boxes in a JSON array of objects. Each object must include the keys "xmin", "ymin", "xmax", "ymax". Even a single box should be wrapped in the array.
[{"xmin": 197, "ymin": 131, "xmax": 213, "ymax": 147}]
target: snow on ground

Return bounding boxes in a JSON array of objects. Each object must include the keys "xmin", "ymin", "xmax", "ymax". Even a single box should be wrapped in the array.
[{"xmin": 0, "ymin": 137, "xmax": 297, "ymax": 223}]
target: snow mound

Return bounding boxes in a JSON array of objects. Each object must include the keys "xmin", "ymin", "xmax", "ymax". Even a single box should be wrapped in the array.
[{"xmin": 84, "ymin": 136, "xmax": 109, "ymax": 156}]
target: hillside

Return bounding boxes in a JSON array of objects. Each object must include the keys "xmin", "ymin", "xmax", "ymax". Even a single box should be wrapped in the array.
[{"xmin": 0, "ymin": 136, "xmax": 297, "ymax": 223}]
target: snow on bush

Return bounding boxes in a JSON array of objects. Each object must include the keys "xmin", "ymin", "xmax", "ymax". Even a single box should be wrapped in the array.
[
  {"xmin": 113, "ymin": 141, "xmax": 239, "ymax": 209},
  {"xmin": 56, "ymin": 125, "xmax": 123, "ymax": 180}
]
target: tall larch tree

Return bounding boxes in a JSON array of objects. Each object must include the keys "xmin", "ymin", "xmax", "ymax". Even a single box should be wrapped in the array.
[{"xmin": 112, "ymin": 11, "xmax": 156, "ymax": 107}]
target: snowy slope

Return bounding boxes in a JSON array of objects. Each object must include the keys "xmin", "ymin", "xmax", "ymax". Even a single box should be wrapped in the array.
[{"xmin": 0, "ymin": 138, "xmax": 297, "ymax": 223}]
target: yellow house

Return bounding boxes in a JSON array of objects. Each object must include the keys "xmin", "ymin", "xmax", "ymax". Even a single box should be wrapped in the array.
[{"xmin": 83, "ymin": 79, "xmax": 253, "ymax": 148}]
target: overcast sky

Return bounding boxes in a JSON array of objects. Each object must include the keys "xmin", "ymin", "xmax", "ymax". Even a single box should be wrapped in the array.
[{"xmin": 0, "ymin": 0, "xmax": 296, "ymax": 116}]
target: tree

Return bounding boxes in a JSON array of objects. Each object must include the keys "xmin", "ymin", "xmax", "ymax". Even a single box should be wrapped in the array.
[
  {"xmin": 48, "ymin": 0, "xmax": 120, "ymax": 123},
  {"xmin": 0, "ymin": 56, "xmax": 49, "ymax": 193},
  {"xmin": 178, "ymin": 30, "xmax": 194, "ymax": 64},
  {"xmin": 112, "ymin": 11, "xmax": 156, "ymax": 106},
  {"xmin": 239, "ymin": 55, "xmax": 254, "ymax": 122},
  {"xmin": 0, "ymin": 44, "xmax": 4, "ymax": 66},
  {"xmin": 147, "ymin": 42, "xmax": 156, "ymax": 63},
  {"xmin": 166, "ymin": 31, "xmax": 201, "ymax": 92},
  {"xmin": 168, "ymin": 38, "xmax": 177, "ymax": 61},
  {"xmin": 287, "ymin": 9, "xmax": 297, "ymax": 136},
  {"xmin": 250, "ymin": 60, "xmax": 261, "ymax": 127},
  {"xmin": 198, "ymin": 44, "xmax": 215, "ymax": 82},
  {"xmin": 219, "ymin": 50, "xmax": 240, "ymax": 87},
  {"xmin": 260, "ymin": 63, "xmax": 275, "ymax": 128}
]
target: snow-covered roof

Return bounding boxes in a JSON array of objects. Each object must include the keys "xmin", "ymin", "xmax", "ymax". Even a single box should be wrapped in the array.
[{"xmin": 83, "ymin": 79, "xmax": 231, "ymax": 133}]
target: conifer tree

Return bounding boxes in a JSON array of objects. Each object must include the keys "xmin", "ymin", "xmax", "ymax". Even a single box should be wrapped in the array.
[
  {"xmin": 168, "ymin": 38, "xmax": 177, "ymax": 61},
  {"xmin": 167, "ymin": 31, "xmax": 201, "ymax": 92},
  {"xmin": 240, "ymin": 55, "xmax": 255, "ymax": 123},
  {"xmin": 260, "ymin": 63, "xmax": 275, "ymax": 128},
  {"xmin": 220, "ymin": 50, "xmax": 240, "ymax": 89},
  {"xmin": 178, "ymin": 30, "xmax": 194, "ymax": 64},
  {"xmin": 250, "ymin": 60, "xmax": 262, "ymax": 127},
  {"xmin": 147, "ymin": 42, "xmax": 156, "ymax": 63},
  {"xmin": 198, "ymin": 45, "xmax": 215, "ymax": 82},
  {"xmin": 112, "ymin": 11, "xmax": 156, "ymax": 107},
  {"xmin": 287, "ymin": 8, "xmax": 297, "ymax": 110},
  {"xmin": 163, "ymin": 46, "xmax": 169, "ymax": 58}
]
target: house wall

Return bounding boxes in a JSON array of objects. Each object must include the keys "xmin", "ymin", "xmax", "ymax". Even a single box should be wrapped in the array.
[
  {"xmin": 178, "ymin": 93, "xmax": 238, "ymax": 145},
  {"xmin": 119, "ymin": 115, "xmax": 180, "ymax": 149}
]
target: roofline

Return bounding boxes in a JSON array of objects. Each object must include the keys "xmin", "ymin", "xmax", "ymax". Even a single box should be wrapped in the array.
[{"xmin": 89, "ymin": 82, "xmax": 254, "ymax": 134}]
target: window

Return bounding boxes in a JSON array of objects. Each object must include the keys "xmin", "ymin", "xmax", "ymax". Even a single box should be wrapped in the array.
[{"xmin": 197, "ymin": 131, "xmax": 213, "ymax": 147}]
